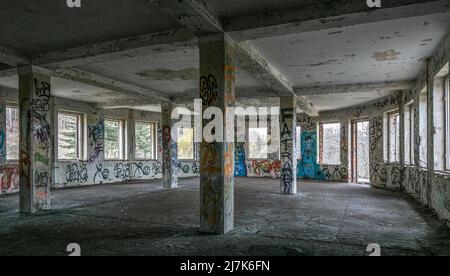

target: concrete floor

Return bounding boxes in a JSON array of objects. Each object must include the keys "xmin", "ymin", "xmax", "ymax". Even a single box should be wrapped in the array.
[{"xmin": 1, "ymin": 178, "xmax": 450, "ymax": 256}]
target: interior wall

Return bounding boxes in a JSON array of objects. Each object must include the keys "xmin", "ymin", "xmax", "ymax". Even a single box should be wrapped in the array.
[{"xmin": 0, "ymin": 89, "xmax": 199, "ymax": 194}]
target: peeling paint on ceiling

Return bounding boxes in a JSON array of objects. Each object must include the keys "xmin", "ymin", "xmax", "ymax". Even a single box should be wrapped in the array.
[{"xmin": 135, "ymin": 67, "xmax": 198, "ymax": 81}]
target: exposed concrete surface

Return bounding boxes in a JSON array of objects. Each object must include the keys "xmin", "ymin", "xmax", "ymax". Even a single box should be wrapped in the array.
[{"xmin": 1, "ymin": 178, "xmax": 449, "ymax": 256}]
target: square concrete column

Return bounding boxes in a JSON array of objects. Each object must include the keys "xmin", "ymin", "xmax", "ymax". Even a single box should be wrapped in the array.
[
  {"xmin": 199, "ymin": 34, "xmax": 235, "ymax": 234},
  {"xmin": 280, "ymin": 96, "xmax": 297, "ymax": 195},
  {"xmin": 18, "ymin": 66, "xmax": 54, "ymax": 214},
  {"xmin": 161, "ymin": 102, "xmax": 178, "ymax": 188}
]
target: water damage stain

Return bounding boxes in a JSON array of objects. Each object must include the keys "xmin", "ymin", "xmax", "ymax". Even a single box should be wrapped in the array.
[
  {"xmin": 135, "ymin": 67, "xmax": 198, "ymax": 81},
  {"xmin": 372, "ymin": 49, "xmax": 401, "ymax": 61}
]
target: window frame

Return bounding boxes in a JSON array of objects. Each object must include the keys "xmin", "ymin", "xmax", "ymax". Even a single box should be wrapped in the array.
[
  {"xmin": 404, "ymin": 101, "xmax": 415, "ymax": 166},
  {"xmin": 445, "ymin": 76, "xmax": 450, "ymax": 170},
  {"xmin": 57, "ymin": 111, "xmax": 83, "ymax": 161},
  {"xmin": 319, "ymin": 122, "xmax": 342, "ymax": 165},
  {"xmin": 248, "ymin": 127, "xmax": 269, "ymax": 160},
  {"xmin": 104, "ymin": 117, "xmax": 126, "ymax": 161},
  {"xmin": 134, "ymin": 121, "xmax": 157, "ymax": 161},
  {"xmin": 418, "ymin": 87, "xmax": 428, "ymax": 169},
  {"xmin": 177, "ymin": 127, "xmax": 196, "ymax": 161},
  {"xmin": 5, "ymin": 104, "xmax": 20, "ymax": 161},
  {"xmin": 386, "ymin": 110, "xmax": 400, "ymax": 164}
]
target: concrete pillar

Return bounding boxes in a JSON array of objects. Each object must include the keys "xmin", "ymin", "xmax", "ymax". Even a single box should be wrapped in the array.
[
  {"xmin": 127, "ymin": 109, "xmax": 135, "ymax": 161},
  {"xmin": 280, "ymin": 96, "xmax": 297, "ymax": 195},
  {"xmin": 18, "ymin": 66, "xmax": 53, "ymax": 214},
  {"xmin": 161, "ymin": 102, "xmax": 178, "ymax": 188},
  {"xmin": 199, "ymin": 34, "xmax": 235, "ymax": 234}
]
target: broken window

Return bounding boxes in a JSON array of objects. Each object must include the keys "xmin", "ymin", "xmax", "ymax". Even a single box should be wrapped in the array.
[
  {"xmin": 249, "ymin": 128, "xmax": 268, "ymax": 159},
  {"xmin": 135, "ymin": 122, "xmax": 156, "ymax": 160},
  {"xmin": 58, "ymin": 113, "xmax": 81, "ymax": 160},
  {"xmin": 320, "ymin": 123, "xmax": 341, "ymax": 165},
  {"xmin": 178, "ymin": 127, "xmax": 195, "ymax": 160},
  {"xmin": 6, "ymin": 107, "xmax": 19, "ymax": 160},
  {"xmin": 404, "ymin": 101, "xmax": 414, "ymax": 165},
  {"xmin": 104, "ymin": 119, "xmax": 124, "ymax": 160},
  {"xmin": 419, "ymin": 88, "xmax": 428, "ymax": 168},
  {"xmin": 387, "ymin": 111, "xmax": 400, "ymax": 163}
]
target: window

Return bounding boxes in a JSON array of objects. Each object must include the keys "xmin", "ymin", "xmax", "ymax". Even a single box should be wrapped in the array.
[
  {"xmin": 6, "ymin": 107, "xmax": 19, "ymax": 160},
  {"xmin": 249, "ymin": 128, "xmax": 268, "ymax": 159},
  {"xmin": 446, "ymin": 76, "xmax": 450, "ymax": 170},
  {"xmin": 178, "ymin": 127, "xmax": 195, "ymax": 160},
  {"xmin": 404, "ymin": 101, "xmax": 414, "ymax": 165},
  {"xmin": 135, "ymin": 122, "xmax": 156, "ymax": 160},
  {"xmin": 419, "ymin": 88, "xmax": 428, "ymax": 168},
  {"xmin": 387, "ymin": 111, "xmax": 400, "ymax": 163},
  {"xmin": 104, "ymin": 119, "xmax": 124, "ymax": 160},
  {"xmin": 296, "ymin": 126, "xmax": 302, "ymax": 160},
  {"xmin": 320, "ymin": 123, "xmax": 341, "ymax": 165},
  {"xmin": 58, "ymin": 113, "xmax": 82, "ymax": 160}
]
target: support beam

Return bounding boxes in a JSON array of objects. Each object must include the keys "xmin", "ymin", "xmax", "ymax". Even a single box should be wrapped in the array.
[
  {"xmin": 237, "ymin": 41, "xmax": 318, "ymax": 116},
  {"xmin": 0, "ymin": 93, "xmax": 5, "ymax": 163},
  {"xmin": 161, "ymin": 103, "xmax": 178, "ymax": 189},
  {"xmin": 295, "ymin": 81, "xmax": 416, "ymax": 96},
  {"xmin": 18, "ymin": 65, "xmax": 53, "ymax": 214},
  {"xmin": 51, "ymin": 68, "xmax": 172, "ymax": 104},
  {"xmin": 225, "ymin": 0, "xmax": 450, "ymax": 41},
  {"xmin": 199, "ymin": 34, "xmax": 235, "ymax": 234},
  {"xmin": 32, "ymin": 29, "xmax": 197, "ymax": 69},
  {"xmin": 280, "ymin": 96, "xmax": 298, "ymax": 195},
  {"xmin": 0, "ymin": 46, "xmax": 30, "ymax": 67}
]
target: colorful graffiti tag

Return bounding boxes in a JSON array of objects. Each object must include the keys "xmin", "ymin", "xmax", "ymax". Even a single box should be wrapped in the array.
[
  {"xmin": 0, "ymin": 164, "xmax": 19, "ymax": 194},
  {"xmin": 297, "ymin": 131, "xmax": 326, "ymax": 180}
]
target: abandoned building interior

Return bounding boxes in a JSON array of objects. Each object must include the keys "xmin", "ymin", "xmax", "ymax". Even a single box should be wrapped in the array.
[{"xmin": 1, "ymin": 0, "xmax": 450, "ymax": 256}]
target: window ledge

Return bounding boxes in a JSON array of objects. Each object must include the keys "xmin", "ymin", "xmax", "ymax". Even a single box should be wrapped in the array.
[{"xmin": 434, "ymin": 170, "xmax": 450, "ymax": 177}]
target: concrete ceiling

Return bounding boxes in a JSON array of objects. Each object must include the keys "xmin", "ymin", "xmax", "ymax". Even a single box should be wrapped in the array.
[
  {"xmin": 0, "ymin": 0, "xmax": 181, "ymax": 55},
  {"xmin": 250, "ymin": 14, "xmax": 450, "ymax": 87},
  {"xmin": 0, "ymin": 1, "xmax": 449, "ymax": 113}
]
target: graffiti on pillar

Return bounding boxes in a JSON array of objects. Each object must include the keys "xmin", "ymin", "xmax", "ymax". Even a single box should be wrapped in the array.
[
  {"xmin": 369, "ymin": 116, "xmax": 387, "ymax": 186},
  {"xmin": 234, "ymin": 142, "xmax": 247, "ymax": 177},
  {"xmin": 65, "ymin": 163, "xmax": 88, "ymax": 183},
  {"xmin": 88, "ymin": 118, "xmax": 105, "ymax": 164},
  {"xmin": 297, "ymin": 131, "xmax": 326, "ymax": 180},
  {"xmin": 280, "ymin": 108, "xmax": 296, "ymax": 194},
  {"xmin": 31, "ymin": 79, "xmax": 51, "ymax": 157},
  {"xmin": 0, "ymin": 164, "xmax": 19, "ymax": 194},
  {"xmin": 161, "ymin": 104, "xmax": 178, "ymax": 186},
  {"xmin": 200, "ymin": 75, "xmax": 218, "ymax": 106},
  {"xmin": 34, "ymin": 170, "xmax": 50, "ymax": 189}
]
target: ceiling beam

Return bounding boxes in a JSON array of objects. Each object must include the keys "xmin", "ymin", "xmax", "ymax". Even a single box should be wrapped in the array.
[
  {"xmin": 151, "ymin": 0, "xmax": 318, "ymax": 116},
  {"xmin": 225, "ymin": 0, "xmax": 450, "ymax": 41},
  {"xmin": 150, "ymin": 0, "xmax": 223, "ymax": 35},
  {"xmin": 0, "ymin": 45, "xmax": 30, "ymax": 67},
  {"xmin": 295, "ymin": 80, "xmax": 416, "ymax": 96},
  {"xmin": 31, "ymin": 29, "xmax": 197, "ymax": 69},
  {"xmin": 237, "ymin": 42, "xmax": 318, "ymax": 116},
  {"xmin": 51, "ymin": 68, "xmax": 172, "ymax": 104}
]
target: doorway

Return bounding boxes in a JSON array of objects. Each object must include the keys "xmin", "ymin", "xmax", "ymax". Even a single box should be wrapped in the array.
[{"xmin": 352, "ymin": 120, "xmax": 370, "ymax": 184}]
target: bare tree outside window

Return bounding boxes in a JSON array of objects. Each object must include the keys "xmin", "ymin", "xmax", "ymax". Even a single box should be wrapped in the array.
[
  {"xmin": 135, "ymin": 122, "xmax": 155, "ymax": 160},
  {"xmin": 6, "ymin": 107, "xmax": 19, "ymax": 160},
  {"xmin": 357, "ymin": 121, "xmax": 370, "ymax": 182},
  {"xmin": 58, "ymin": 113, "xmax": 80, "ymax": 160},
  {"xmin": 105, "ymin": 119, "xmax": 123, "ymax": 160},
  {"xmin": 249, "ymin": 128, "xmax": 268, "ymax": 159},
  {"xmin": 322, "ymin": 123, "xmax": 341, "ymax": 165},
  {"xmin": 178, "ymin": 128, "xmax": 194, "ymax": 160}
]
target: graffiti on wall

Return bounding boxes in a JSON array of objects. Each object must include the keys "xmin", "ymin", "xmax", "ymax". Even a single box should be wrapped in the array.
[
  {"xmin": 298, "ymin": 131, "xmax": 326, "ymax": 180},
  {"xmin": 234, "ymin": 142, "xmax": 247, "ymax": 177},
  {"xmin": 65, "ymin": 163, "xmax": 88, "ymax": 183},
  {"xmin": 0, "ymin": 164, "xmax": 19, "ymax": 194},
  {"xmin": 369, "ymin": 116, "xmax": 387, "ymax": 186},
  {"xmin": 248, "ymin": 160, "xmax": 281, "ymax": 178},
  {"xmin": 0, "ymin": 130, "xmax": 5, "ymax": 162}
]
